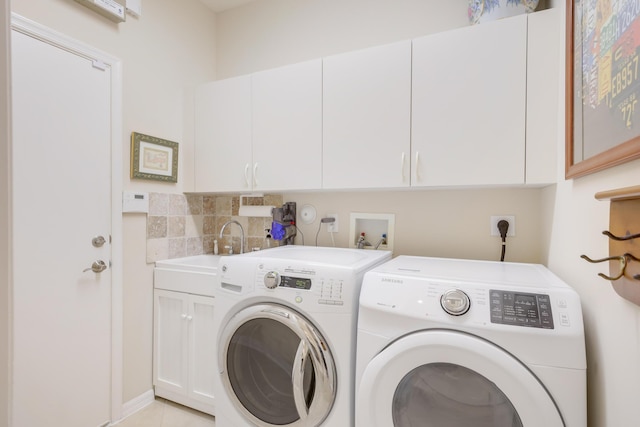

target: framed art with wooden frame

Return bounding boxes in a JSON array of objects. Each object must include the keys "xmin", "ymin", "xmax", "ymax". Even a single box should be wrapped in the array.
[
  {"xmin": 130, "ymin": 132, "xmax": 179, "ymax": 182},
  {"xmin": 566, "ymin": 0, "xmax": 640, "ymax": 178}
]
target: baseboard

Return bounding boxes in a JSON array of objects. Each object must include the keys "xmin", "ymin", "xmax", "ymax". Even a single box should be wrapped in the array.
[{"xmin": 118, "ymin": 389, "xmax": 155, "ymax": 421}]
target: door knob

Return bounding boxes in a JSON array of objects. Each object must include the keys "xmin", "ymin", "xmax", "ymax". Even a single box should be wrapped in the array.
[{"xmin": 83, "ymin": 260, "xmax": 107, "ymax": 273}]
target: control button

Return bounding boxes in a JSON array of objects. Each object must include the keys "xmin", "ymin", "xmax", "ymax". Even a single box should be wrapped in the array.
[
  {"xmin": 560, "ymin": 313, "xmax": 570, "ymax": 326},
  {"xmin": 557, "ymin": 298, "xmax": 568, "ymax": 308},
  {"xmin": 264, "ymin": 271, "xmax": 280, "ymax": 289},
  {"xmin": 295, "ymin": 296, "xmax": 303, "ymax": 304},
  {"xmin": 441, "ymin": 289, "xmax": 471, "ymax": 316}
]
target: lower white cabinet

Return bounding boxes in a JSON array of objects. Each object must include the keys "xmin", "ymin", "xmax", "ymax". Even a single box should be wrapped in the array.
[{"xmin": 153, "ymin": 289, "xmax": 216, "ymax": 415}]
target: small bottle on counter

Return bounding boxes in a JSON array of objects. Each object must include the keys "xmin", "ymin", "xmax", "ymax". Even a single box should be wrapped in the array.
[{"xmin": 213, "ymin": 239, "xmax": 219, "ymax": 255}]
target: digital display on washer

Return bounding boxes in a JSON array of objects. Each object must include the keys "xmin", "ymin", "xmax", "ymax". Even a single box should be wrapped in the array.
[
  {"xmin": 280, "ymin": 276, "xmax": 312, "ymax": 290},
  {"xmin": 490, "ymin": 290, "xmax": 554, "ymax": 329}
]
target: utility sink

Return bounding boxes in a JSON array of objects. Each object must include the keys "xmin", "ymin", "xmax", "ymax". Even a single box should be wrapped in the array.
[
  {"xmin": 154, "ymin": 254, "xmax": 222, "ymax": 274},
  {"xmin": 154, "ymin": 254, "xmax": 222, "ymax": 296}
]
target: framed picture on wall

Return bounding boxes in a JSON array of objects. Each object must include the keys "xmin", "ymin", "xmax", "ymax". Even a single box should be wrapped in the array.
[
  {"xmin": 130, "ymin": 132, "xmax": 179, "ymax": 182},
  {"xmin": 566, "ymin": 0, "xmax": 640, "ymax": 178}
]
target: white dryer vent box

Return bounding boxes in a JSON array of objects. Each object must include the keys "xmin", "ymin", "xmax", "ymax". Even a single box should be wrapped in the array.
[
  {"xmin": 122, "ymin": 191, "xmax": 149, "ymax": 213},
  {"xmin": 74, "ymin": 0, "xmax": 126, "ymax": 23}
]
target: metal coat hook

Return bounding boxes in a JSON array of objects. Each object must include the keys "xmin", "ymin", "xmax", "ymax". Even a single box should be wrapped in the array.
[
  {"xmin": 580, "ymin": 254, "xmax": 626, "ymax": 281},
  {"xmin": 602, "ymin": 230, "xmax": 640, "ymax": 241},
  {"xmin": 580, "ymin": 253, "xmax": 640, "ymax": 281}
]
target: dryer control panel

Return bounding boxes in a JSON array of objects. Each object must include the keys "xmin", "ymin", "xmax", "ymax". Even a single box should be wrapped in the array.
[{"xmin": 490, "ymin": 290, "xmax": 554, "ymax": 329}]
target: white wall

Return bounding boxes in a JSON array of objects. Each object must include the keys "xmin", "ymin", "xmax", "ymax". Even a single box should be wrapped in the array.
[
  {"xmin": 287, "ymin": 189, "xmax": 545, "ymax": 263},
  {"xmin": 216, "ymin": 0, "xmax": 468, "ymax": 78},
  {"xmin": 0, "ymin": 0, "xmax": 11, "ymax": 425},
  {"xmin": 215, "ymin": 1, "xmax": 640, "ymax": 426},
  {"xmin": 10, "ymin": 0, "xmax": 217, "ymax": 404},
  {"xmin": 543, "ymin": 160, "xmax": 640, "ymax": 427}
]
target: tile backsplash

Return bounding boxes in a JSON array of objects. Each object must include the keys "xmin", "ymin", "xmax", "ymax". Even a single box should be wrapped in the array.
[{"xmin": 145, "ymin": 192, "xmax": 283, "ymax": 263}]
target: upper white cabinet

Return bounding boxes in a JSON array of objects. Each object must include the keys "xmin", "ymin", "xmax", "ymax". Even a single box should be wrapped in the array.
[
  {"xmin": 194, "ymin": 60, "xmax": 322, "ymax": 192},
  {"xmin": 194, "ymin": 10, "xmax": 559, "ymax": 192},
  {"xmin": 252, "ymin": 59, "xmax": 322, "ymax": 191},
  {"xmin": 195, "ymin": 75, "xmax": 252, "ymax": 192},
  {"xmin": 412, "ymin": 14, "xmax": 527, "ymax": 187},
  {"xmin": 322, "ymin": 40, "xmax": 412, "ymax": 190}
]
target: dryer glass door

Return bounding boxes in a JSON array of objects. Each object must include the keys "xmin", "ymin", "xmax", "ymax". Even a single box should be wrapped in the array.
[
  {"xmin": 356, "ymin": 330, "xmax": 564, "ymax": 427},
  {"xmin": 393, "ymin": 362, "xmax": 521, "ymax": 426},
  {"xmin": 220, "ymin": 304, "xmax": 337, "ymax": 427}
]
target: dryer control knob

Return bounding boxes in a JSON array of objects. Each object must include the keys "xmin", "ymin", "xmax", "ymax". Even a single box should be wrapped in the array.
[
  {"xmin": 441, "ymin": 289, "xmax": 470, "ymax": 316},
  {"xmin": 264, "ymin": 271, "xmax": 280, "ymax": 289}
]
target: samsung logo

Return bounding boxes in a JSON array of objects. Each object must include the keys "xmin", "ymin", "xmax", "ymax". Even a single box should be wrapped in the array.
[{"xmin": 381, "ymin": 278, "xmax": 403, "ymax": 284}]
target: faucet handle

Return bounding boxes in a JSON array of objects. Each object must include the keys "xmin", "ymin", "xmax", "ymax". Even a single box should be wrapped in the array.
[{"xmin": 224, "ymin": 245, "xmax": 233, "ymax": 255}]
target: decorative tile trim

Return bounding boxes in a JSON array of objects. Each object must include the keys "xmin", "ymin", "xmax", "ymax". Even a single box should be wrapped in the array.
[{"xmin": 145, "ymin": 193, "xmax": 283, "ymax": 263}]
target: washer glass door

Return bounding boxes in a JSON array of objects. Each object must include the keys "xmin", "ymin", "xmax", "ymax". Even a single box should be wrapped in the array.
[
  {"xmin": 356, "ymin": 330, "xmax": 564, "ymax": 427},
  {"xmin": 221, "ymin": 304, "xmax": 337, "ymax": 427}
]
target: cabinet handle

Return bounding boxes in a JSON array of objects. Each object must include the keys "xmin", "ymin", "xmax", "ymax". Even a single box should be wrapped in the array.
[
  {"xmin": 244, "ymin": 163, "xmax": 250, "ymax": 187},
  {"xmin": 401, "ymin": 152, "xmax": 406, "ymax": 182},
  {"xmin": 415, "ymin": 151, "xmax": 421, "ymax": 182},
  {"xmin": 181, "ymin": 314, "xmax": 187, "ymax": 319},
  {"xmin": 253, "ymin": 162, "xmax": 259, "ymax": 187}
]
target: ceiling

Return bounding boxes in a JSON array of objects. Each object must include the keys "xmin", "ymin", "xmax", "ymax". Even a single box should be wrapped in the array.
[{"xmin": 199, "ymin": 0, "xmax": 258, "ymax": 13}]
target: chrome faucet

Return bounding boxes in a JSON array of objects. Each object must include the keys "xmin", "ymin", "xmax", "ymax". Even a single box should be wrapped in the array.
[{"xmin": 219, "ymin": 220, "xmax": 245, "ymax": 254}]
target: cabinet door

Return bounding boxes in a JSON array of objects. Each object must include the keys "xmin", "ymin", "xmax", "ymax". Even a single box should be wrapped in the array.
[
  {"xmin": 526, "ymin": 8, "xmax": 560, "ymax": 184},
  {"xmin": 195, "ymin": 75, "xmax": 252, "ymax": 192},
  {"xmin": 154, "ymin": 290, "xmax": 188, "ymax": 396},
  {"xmin": 323, "ymin": 40, "xmax": 412, "ymax": 189},
  {"xmin": 412, "ymin": 15, "xmax": 527, "ymax": 186},
  {"xmin": 252, "ymin": 59, "xmax": 322, "ymax": 191},
  {"xmin": 188, "ymin": 295, "xmax": 216, "ymax": 407}
]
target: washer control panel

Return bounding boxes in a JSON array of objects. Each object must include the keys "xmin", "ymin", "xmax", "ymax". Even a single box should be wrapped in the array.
[
  {"xmin": 490, "ymin": 290, "xmax": 554, "ymax": 329},
  {"xmin": 255, "ymin": 263, "xmax": 348, "ymax": 306}
]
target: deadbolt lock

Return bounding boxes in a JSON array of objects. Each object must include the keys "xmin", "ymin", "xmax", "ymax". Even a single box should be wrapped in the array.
[{"xmin": 92, "ymin": 235, "xmax": 107, "ymax": 248}]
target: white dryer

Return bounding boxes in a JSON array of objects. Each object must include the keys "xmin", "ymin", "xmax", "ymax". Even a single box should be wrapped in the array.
[
  {"xmin": 214, "ymin": 246, "xmax": 391, "ymax": 427},
  {"xmin": 356, "ymin": 256, "xmax": 586, "ymax": 427}
]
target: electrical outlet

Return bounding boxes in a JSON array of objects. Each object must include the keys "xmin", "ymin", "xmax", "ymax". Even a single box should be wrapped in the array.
[
  {"xmin": 327, "ymin": 213, "xmax": 338, "ymax": 233},
  {"xmin": 490, "ymin": 215, "xmax": 516, "ymax": 237}
]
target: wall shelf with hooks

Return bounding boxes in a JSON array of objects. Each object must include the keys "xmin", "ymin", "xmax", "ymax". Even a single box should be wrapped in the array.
[{"xmin": 584, "ymin": 185, "xmax": 640, "ymax": 305}]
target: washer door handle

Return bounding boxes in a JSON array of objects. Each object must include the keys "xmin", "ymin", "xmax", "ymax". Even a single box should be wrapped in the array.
[{"xmin": 292, "ymin": 340, "xmax": 309, "ymax": 421}]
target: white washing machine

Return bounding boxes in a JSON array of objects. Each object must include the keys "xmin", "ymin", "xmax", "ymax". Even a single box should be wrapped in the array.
[
  {"xmin": 356, "ymin": 256, "xmax": 586, "ymax": 427},
  {"xmin": 214, "ymin": 246, "xmax": 392, "ymax": 427}
]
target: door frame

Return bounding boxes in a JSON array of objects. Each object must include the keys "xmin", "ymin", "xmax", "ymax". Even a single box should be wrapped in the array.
[
  {"xmin": 1, "ymin": 1, "xmax": 11, "ymax": 427},
  {"xmin": 10, "ymin": 13, "xmax": 124, "ymax": 423}
]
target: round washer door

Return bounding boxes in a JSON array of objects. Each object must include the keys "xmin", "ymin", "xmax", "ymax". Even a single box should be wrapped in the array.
[
  {"xmin": 219, "ymin": 303, "xmax": 337, "ymax": 427},
  {"xmin": 356, "ymin": 330, "xmax": 564, "ymax": 427}
]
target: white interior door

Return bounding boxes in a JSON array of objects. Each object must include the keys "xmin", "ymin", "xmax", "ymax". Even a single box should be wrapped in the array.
[{"xmin": 11, "ymin": 27, "xmax": 113, "ymax": 427}]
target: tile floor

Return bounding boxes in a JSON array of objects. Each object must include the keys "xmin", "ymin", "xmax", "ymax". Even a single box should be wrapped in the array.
[{"xmin": 113, "ymin": 398, "xmax": 215, "ymax": 427}]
